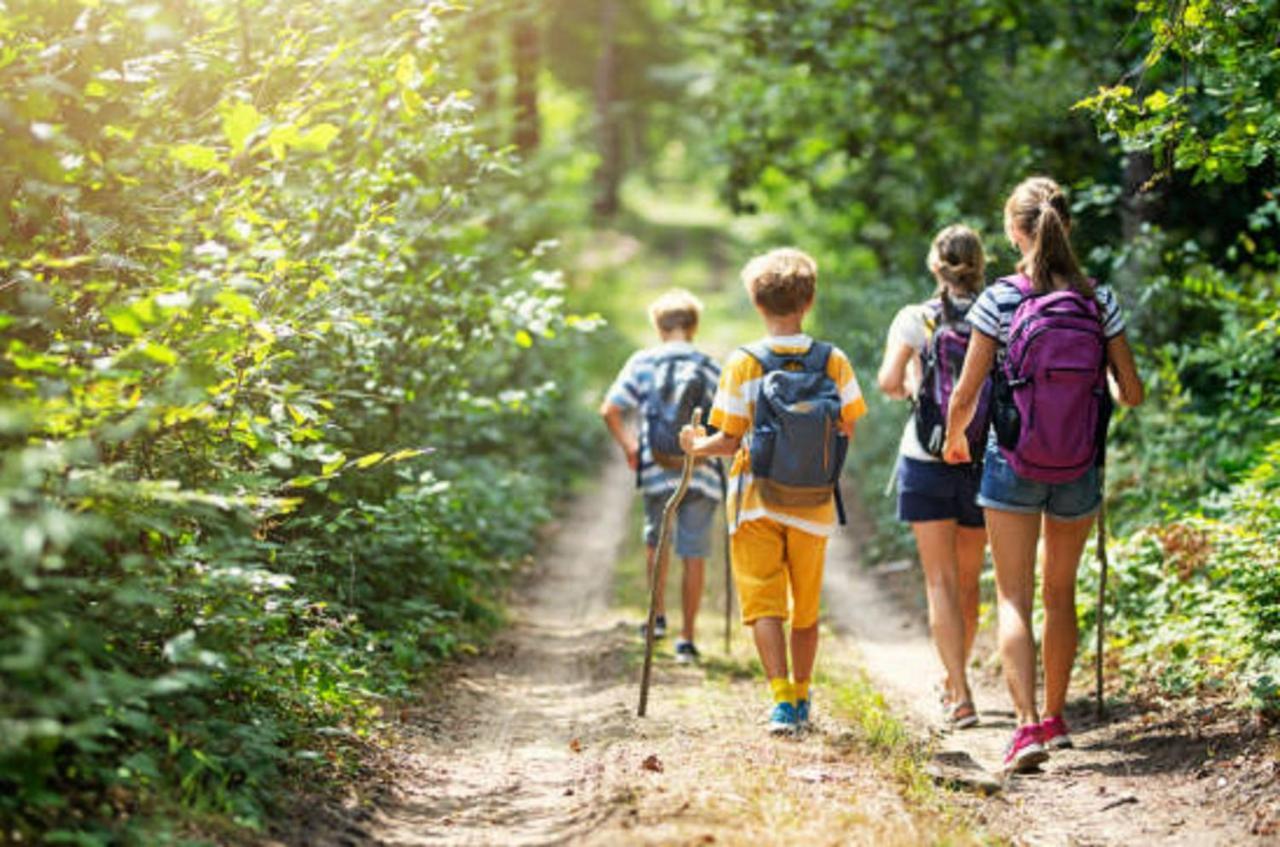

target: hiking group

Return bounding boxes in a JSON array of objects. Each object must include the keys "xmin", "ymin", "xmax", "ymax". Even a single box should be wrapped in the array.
[{"xmin": 600, "ymin": 175, "xmax": 1145, "ymax": 774}]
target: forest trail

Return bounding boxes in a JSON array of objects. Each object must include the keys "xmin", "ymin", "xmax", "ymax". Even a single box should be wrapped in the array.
[
  {"xmin": 280, "ymin": 457, "xmax": 1277, "ymax": 845},
  {"xmin": 279, "ymin": 457, "xmax": 960, "ymax": 846},
  {"xmin": 824, "ymin": 515, "xmax": 1275, "ymax": 846}
]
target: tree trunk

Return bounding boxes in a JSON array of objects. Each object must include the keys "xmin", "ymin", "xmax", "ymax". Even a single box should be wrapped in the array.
[
  {"xmin": 593, "ymin": 0, "xmax": 622, "ymax": 217},
  {"xmin": 473, "ymin": 9, "xmax": 500, "ymax": 134},
  {"xmin": 512, "ymin": 6, "xmax": 540, "ymax": 153}
]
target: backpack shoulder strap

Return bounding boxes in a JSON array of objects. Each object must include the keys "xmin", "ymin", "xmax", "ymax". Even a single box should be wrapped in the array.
[
  {"xmin": 801, "ymin": 340, "xmax": 834, "ymax": 373},
  {"xmin": 740, "ymin": 341, "xmax": 783, "ymax": 373},
  {"xmin": 999, "ymin": 274, "xmax": 1034, "ymax": 297}
]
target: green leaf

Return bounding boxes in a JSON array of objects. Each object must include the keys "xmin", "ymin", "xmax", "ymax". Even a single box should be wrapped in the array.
[
  {"xmin": 214, "ymin": 290, "xmax": 258, "ymax": 319},
  {"xmin": 107, "ymin": 307, "xmax": 144, "ymax": 337},
  {"xmin": 137, "ymin": 342, "xmax": 178, "ymax": 366},
  {"xmin": 395, "ymin": 53, "xmax": 418, "ymax": 88},
  {"xmin": 294, "ymin": 123, "xmax": 340, "ymax": 153},
  {"xmin": 267, "ymin": 124, "xmax": 300, "ymax": 160},
  {"xmin": 222, "ymin": 101, "xmax": 262, "ymax": 156},
  {"xmin": 168, "ymin": 143, "xmax": 227, "ymax": 174},
  {"xmin": 353, "ymin": 451, "xmax": 385, "ymax": 469}
]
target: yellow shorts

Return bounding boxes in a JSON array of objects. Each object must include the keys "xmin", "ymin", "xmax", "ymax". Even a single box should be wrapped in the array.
[{"xmin": 730, "ymin": 517, "xmax": 828, "ymax": 628}]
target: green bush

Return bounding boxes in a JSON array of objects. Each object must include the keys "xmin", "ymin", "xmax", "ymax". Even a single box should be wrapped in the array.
[{"xmin": 0, "ymin": 1, "xmax": 599, "ymax": 840}]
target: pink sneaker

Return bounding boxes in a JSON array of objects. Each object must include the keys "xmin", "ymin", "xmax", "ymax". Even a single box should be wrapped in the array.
[
  {"xmin": 1003, "ymin": 723, "xmax": 1049, "ymax": 773},
  {"xmin": 1039, "ymin": 715, "xmax": 1074, "ymax": 750}
]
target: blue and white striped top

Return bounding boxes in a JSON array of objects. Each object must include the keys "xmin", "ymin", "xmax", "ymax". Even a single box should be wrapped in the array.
[
  {"xmin": 968, "ymin": 276, "xmax": 1128, "ymax": 360},
  {"xmin": 605, "ymin": 341, "xmax": 724, "ymax": 501}
]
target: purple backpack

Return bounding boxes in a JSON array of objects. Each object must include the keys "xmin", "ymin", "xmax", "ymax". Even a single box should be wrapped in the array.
[
  {"xmin": 991, "ymin": 275, "xmax": 1108, "ymax": 482},
  {"xmin": 913, "ymin": 297, "xmax": 991, "ymax": 460}
]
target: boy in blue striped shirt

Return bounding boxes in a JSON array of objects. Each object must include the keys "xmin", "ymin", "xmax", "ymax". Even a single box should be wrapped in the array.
[{"xmin": 600, "ymin": 289, "xmax": 722, "ymax": 663}]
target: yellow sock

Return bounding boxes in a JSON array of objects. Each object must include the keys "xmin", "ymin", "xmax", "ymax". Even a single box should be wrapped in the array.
[
  {"xmin": 769, "ymin": 677, "xmax": 792, "ymax": 704},
  {"xmin": 793, "ymin": 679, "xmax": 810, "ymax": 703}
]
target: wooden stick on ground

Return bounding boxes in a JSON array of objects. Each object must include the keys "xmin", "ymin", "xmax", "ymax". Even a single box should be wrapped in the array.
[{"xmin": 638, "ymin": 407, "xmax": 701, "ymax": 718}]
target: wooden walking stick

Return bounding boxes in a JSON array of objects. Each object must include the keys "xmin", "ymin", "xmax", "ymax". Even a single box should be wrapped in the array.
[
  {"xmin": 638, "ymin": 407, "xmax": 701, "ymax": 718},
  {"xmin": 719, "ymin": 460, "xmax": 733, "ymax": 655},
  {"xmin": 1094, "ymin": 467, "xmax": 1109, "ymax": 718}
]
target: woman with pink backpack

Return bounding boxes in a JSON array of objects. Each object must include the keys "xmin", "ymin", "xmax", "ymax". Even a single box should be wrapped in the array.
[
  {"xmin": 943, "ymin": 176, "xmax": 1144, "ymax": 773},
  {"xmin": 877, "ymin": 224, "xmax": 991, "ymax": 731}
]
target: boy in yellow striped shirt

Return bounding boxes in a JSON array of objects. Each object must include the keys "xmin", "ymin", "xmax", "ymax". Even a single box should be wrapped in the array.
[{"xmin": 680, "ymin": 248, "xmax": 867, "ymax": 734}]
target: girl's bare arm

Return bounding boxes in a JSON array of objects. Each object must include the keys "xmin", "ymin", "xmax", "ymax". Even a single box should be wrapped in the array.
[
  {"xmin": 877, "ymin": 342, "xmax": 916, "ymax": 400},
  {"xmin": 1106, "ymin": 333, "xmax": 1144, "ymax": 408}
]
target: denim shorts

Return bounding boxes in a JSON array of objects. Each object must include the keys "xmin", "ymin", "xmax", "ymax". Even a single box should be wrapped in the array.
[
  {"xmin": 977, "ymin": 439, "xmax": 1102, "ymax": 520},
  {"xmin": 643, "ymin": 491, "xmax": 718, "ymax": 558},
  {"xmin": 896, "ymin": 457, "xmax": 985, "ymax": 528}
]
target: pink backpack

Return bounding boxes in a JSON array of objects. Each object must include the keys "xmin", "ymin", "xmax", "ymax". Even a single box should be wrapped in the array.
[{"xmin": 991, "ymin": 275, "xmax": 1109, "ymax": 482}]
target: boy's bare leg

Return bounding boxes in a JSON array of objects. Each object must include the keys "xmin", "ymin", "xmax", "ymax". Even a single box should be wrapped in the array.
[
  {"xmin": 645, "ymin": 546, "xmax": 666, "ymax": 618},
  {"xmin": 789, "ymin": 624, "xmax": 819, "ymax": 687},
  {"xmin": 752, "ymin": 617, "xmax": 788, "ymax": 680},
  {"xmin": 681, "ymin": 557, "xmax": 705, "ymax": 641}
]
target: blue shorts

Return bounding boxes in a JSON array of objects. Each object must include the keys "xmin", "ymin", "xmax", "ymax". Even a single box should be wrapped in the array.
[
  {"xmin": 896, "ymin": 457, "xmax": 985, "ymax": 528},
  {"xmin": 977, "ymin": 440, "xmax": 1101, "ymax": 520},
  {"xmin": 643, "ymin": 491, "xmax": 718, "ymax": 559}
]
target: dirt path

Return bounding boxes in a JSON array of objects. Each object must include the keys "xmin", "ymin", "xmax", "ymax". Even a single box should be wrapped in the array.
[
  {"xmin": 276, "ymin": 459, "xmax": 972, "ymax": 846},
  {"xmin": 823, "ymin": 516, "xmax": 1275, "ymax": 845},
  {"xmin": 276, "ymin": 458, "xmax": 1273, "ymax": 846}
]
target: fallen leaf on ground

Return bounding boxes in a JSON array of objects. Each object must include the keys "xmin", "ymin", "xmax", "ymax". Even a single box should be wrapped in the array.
[{"xmin": 641, "ymin": 754, "xmax": 664, "ymax": 773}]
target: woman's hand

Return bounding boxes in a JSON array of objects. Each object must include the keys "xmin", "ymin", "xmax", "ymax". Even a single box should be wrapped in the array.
[
  {"xmin": 943, "ymin": 431, "xmax": 971, "ymax": 465},
  {"xmin": 679, "ymin": 424, "xmax": 707, "ymax": 455}
]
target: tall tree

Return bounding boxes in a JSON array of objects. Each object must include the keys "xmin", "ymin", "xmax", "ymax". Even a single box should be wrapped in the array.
[
  {"xmin": 593, "ymin": 0, "xmax": 622, "ymax": 216},
  {"xmin": 512, "ymin": 2, "xmax": 541, "ymax": 153}
]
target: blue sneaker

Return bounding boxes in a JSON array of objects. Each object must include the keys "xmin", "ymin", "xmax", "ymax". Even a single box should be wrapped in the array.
[
  {"xmin": 768, "ymin": 701, "xmax": 798, "ymax": 735},
  {"xmin": 795, "ymin": 698, "xmax": 811, "ymax": 730}
]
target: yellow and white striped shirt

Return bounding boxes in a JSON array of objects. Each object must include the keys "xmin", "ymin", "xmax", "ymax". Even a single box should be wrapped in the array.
[{"xmin": 709, "ymin": 335, "xmax": 868, "ymax": 537}]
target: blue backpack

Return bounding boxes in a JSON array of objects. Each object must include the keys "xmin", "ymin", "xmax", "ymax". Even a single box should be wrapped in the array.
[
  {"xmin": 645, "ymin": 350, "xmax": 716, "ymax": 471},
  {"xmin": 741, "ymin": 341, "xmax": 848, "ymax": 523}
]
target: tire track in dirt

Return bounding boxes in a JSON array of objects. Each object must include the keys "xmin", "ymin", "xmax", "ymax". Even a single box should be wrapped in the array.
[{"xmin": 823, "ymin": 509, "xmax": 1269, "ymax": 846}]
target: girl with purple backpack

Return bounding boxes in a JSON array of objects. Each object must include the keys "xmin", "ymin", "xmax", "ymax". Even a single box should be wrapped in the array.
[
  {"xmin": 877, "ymin": 224, "xmax": 990, "ymax": 731},
  {"xmin": 943, "ymin": 177, "xmax": 1144, "ymax": 773}
]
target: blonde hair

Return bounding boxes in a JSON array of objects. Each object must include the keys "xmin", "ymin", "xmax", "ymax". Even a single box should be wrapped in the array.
[
  {"xmin": 740, "ymin": 248, "xmax": 817, "ymax": 316},
  {"xmin": 1004, "ymin": 176, "xmax": 1089, "ymax": 296},
  {"xmin": 927, "ymin": 224, "xmax": 986, "ymax": 298},
  {"xmin": 648, "ymin": 288, "xmax": 703, "ymax": 334}
]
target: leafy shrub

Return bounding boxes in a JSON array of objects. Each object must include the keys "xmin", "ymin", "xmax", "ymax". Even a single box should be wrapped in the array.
[{"xmin": 0, "ymin": 1, "xmax": 600, "ymax": 840}]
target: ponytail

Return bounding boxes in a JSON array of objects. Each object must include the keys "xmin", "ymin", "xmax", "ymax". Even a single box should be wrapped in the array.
[
  {"xmin": 1005, "ymin": 177, "xmax": 1091, "ymax": 297},
  {"xmin": 927, "ymin": 224, "xmax": 986, "ymax": 319}
]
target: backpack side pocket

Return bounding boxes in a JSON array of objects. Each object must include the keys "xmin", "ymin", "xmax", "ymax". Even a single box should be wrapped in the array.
[{"xmin": 992, "ymin": 370, "xmax": 1021, "ymax": 450}]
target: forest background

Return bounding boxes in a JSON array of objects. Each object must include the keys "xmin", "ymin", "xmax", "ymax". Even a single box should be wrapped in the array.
[{"xmin": 1, "ymin": 0, "xmax": 1277, "ymax": 842}]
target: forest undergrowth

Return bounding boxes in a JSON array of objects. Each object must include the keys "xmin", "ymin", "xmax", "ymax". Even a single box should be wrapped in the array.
[{"xmin": 3, "ymin": 0, "xmax": 1280, "ymax": 843}]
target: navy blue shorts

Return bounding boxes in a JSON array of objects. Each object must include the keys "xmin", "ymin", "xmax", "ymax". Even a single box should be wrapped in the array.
[{"xmin": 896, "ymin": 457, "xmax": 985, "ymax": 528}]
